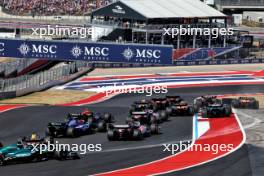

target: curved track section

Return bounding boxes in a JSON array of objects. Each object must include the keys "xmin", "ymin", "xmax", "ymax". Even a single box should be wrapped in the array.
[{"xmin": 0, "ymin": 85, "xmax": 264, "ymax": 176}]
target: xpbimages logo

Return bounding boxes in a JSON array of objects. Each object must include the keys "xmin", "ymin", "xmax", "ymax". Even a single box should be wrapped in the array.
[
  {"xmin": 163, "ymin": 25, "xmax": 234, "ymax": 39},
  {"xmin": 30, "ymin": 141, "xmax": 102, "ymax": 155},
  {"xmin": 31, "ymin": 25, "xmax": 105, "ymax": 39},
  {"xmin": 163, "ymin": 141, "xmax": 234, "ymax": 155}
]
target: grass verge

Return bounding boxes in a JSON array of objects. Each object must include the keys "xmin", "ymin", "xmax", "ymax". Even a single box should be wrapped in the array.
[{"xmin": 0, "ymin": 90, "xmax": 96, "ymax": 105}]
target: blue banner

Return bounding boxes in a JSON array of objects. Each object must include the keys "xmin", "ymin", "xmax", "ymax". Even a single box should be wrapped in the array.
[{"xmin": 0, "ymin": 38, "xmax": 173, "ymax": 65}]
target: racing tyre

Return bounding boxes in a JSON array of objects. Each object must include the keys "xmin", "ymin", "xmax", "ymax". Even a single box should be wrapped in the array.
[
  {"xmin": 160, "ymin": 111, "xmax": 168, "ymax": 121},
  {"xmin": 104, "ymin": 113, "xmax": 112, "ymax": 123},
  {"xmin": 66, "ymin": 128, "xmax": 77, "ymax": 137},
  {"xmin": 97, "ymin": 121, "xmax": 107, "ymax": 132},
  {"xmin": 224, "ymin": 105, "xmax": 232, "ymax": 116},
  {"xmin": 54, "ymin": 151, "xmax": 68, "ymax": 160},
  {"xmin": 150, "ymin": 124, "xmax": 160, "ymax": 134},
  {"xmin": 231, "ymin": 99, "xmax": 239, "ymax": 108},
  {"xmin": 133, "ymin": 129, "xmax": 143, "ymax": 140},
  {"xmin": 253, "ymin": 101, "xmax": 259, "ymax": 109},
  {"xmin": 0, "ymin": 155, "xmax": 5, "ymax": 166},
  {"xmin": 166, "ymin": 107, "xmax": 172, "ymax": 116},
  {"xmin": 153, "ymin": 104, "xmax": 158, "ymax": 111},
  {"xmin": 107, "ymin": 130, "xmax": 115, "ymax": 141}
]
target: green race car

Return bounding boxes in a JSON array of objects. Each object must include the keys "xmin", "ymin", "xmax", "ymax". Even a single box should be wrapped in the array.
[{"xmin": 0, "ymin": 137, "xmax": 79, "ymax": 166}]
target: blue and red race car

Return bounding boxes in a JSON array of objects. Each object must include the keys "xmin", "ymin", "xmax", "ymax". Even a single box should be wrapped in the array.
[{"xmin": 46, "ymin": 109, "xmax": 114, "ymax": 137}]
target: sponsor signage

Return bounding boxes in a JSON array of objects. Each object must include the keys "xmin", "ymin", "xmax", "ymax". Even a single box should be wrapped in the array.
[
  {"xmin": 0, "ymin": 38, "xmax": 173, "ymax": 65},
  {"xmin": 112, "ymin": 5, "xmax": 126, "ymax": 14}
]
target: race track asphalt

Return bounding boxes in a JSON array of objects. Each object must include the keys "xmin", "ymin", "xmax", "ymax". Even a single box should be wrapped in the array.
[{"xmin": 0, "ymin": 84, "xmax": 263, "ymax": 176}]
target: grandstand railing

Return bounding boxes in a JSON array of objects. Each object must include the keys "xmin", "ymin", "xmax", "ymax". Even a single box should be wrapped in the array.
[
  {"xmin": 215, "ymin": 0, "xmax": 264, "ymax": 6},
  {"xmin": 0, "ymin": 61, "xmax": 90, "ymax": 92},
  {"xmin": 91, "ymin": 20, "xmax": 226, "ymax": 30}
]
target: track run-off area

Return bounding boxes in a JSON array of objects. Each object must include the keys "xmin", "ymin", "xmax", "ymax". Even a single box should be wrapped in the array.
[{"xmin": 0, "ymin": 70, "xmax": 264, "ymax": 176}]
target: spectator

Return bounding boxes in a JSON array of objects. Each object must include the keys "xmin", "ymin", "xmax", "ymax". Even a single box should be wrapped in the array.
[{"xmin": 0, "ymin": 0, "xmax": 114, "ymax": 16}]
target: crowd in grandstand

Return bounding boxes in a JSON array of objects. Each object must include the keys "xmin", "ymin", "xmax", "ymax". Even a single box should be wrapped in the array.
[{"xmin": 0, "ymin": 0, "xmax": 114, "ymax": 16}]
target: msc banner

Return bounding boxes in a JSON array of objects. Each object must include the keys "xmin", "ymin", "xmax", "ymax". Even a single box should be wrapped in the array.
[{"xmin": 0, "ymin": 38, "xmax": 173, "ymax": 65}]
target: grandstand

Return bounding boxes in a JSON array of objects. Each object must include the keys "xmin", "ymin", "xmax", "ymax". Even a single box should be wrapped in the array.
[
  {"xmin": 92, "ymin": 0, "xmax": 228, "ymax": 48},
  {"xmin": 214, "ymin": 0, "xmax": 264, "ymax": 13},
  {"xmin": 0, "ymin": 0, "xmax": 114, "ymax": 16}
]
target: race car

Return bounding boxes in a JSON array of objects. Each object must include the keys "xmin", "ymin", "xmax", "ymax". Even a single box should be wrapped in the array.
[
  {"xmin": 107, "ymin": 121, "xmax": 160, "ymax": 141},
  {"xmin": 231, "ymin": 97, "xmax": 259, "ymax": 109},
  {"xmin": 201, "ymin": 103, "xmax": 232, "ymax": 118},
  {"xmin": 167, "ymin": 101, "xmax": 194, "ymax": 116},
  {"xmin": 193, "ymin": 95, "xmax": 220, "ymax": 112},
  {"xmin": 130, "ymin": 100, "xmax": 153, "ymax": 113},
  {"xmin": 46, "ymin": 109, "xmax": 113, "ymax": 137},
  {"xmin": 67, "ymin": 108, "xmax": 114, "ymax": 124},
  {"xmin": 0, "ymin": 135, "xmax": 79, "ymax": 166},
  {"xmin": 166, "ymin": 96, "xmax": 183, "ymax": 105},
  {"xmin": 129, "ymin": 100, "xmax": 168, "ymax": 122},
  {"xmin": 127, "ymin": 111, "xmax": 156, "ymax": 124},
  {"xmin": 21, "ymin": 133, "xmax": 54, "ymax": 145},
  {"xmin": 151, "ymin": 98, "xmax": 169, "ymax": 111}
]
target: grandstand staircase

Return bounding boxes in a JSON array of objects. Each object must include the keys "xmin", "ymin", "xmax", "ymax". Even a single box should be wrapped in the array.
[
  {"xmin": 91, "ymin": 26, "xmax": 115, "ymax": 41},
  {"xmin": 99, "ymin": 28, "xmax": 132, "ymax": 42}
]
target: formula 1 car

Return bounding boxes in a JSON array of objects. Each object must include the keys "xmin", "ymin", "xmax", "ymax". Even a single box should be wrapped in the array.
[
  {"xmin": 231, "ymin": 97, "xmax": 259, "ymax": 109},
  {"xmin": 0, "ymin": 135, "xmax": 79, "ymax": 166},
  {"xmin": 46, "ymin": 109, "xmax": 114, "ymax": 138},
  {"xmin": 167, "ymin": 101, "xmax": 194, "ymax": 116},
  {"xmin": 193, "ymin": 95, "xmax": 220, "ymax": 112},
  {"xmin": 126, "ymin": 111, "xmax": 157, "ymax": 124},
  {"xmin": 166, "ymin": 96, "xmax": 183, "ymax": 105},
  {"xmin": 130, "ymin": 100, "xmax": 168, "ymax": 122},
  {"xmin": 107, "ymin": 121, "xmax": 160, "ymax": 141},
  {"xmin": 201, "ymin": 103, "xmax": 232, "ymax": 118},
  {"xmin": 130, "ymin": 100, "xmax": 153, "ymax": 113},
  {"xmin": 151, "ymin": 98, "xmax": 169, "ymax": 111},
  {"xmin": 67, "ymin": 108, "xmax": 114, "ymax": 124}
]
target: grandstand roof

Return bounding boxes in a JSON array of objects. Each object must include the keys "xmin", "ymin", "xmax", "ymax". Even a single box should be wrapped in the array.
[{"xmin": 92, "ymin": 0, "xmax": 226, "ymax": 20}]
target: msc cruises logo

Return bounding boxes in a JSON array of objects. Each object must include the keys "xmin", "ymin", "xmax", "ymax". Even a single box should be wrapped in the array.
[
  {"xmin": 18, "ymin": 43, "xmax": 30, "ymax": 56},
  {"xmin": 70, "ymin": 46, "xmax": 110, "ymax": 61},
  {"xmin": 18, "ymin": 43, "xmax": 58, "ymax": 58},
  {"xmin": 122, "ymin": 47, "xmax": 134, "ymax": 61},
  {"xmin": 122, "ymin": 47, "xmax": 162, "ymax": 63},
  {"xmin": 71, "ymin": 45, "xmax": 82, "ymax": 58},
  {"xmin": 0, "ymin": 42, "xmax": 5, "ymax": 56}
]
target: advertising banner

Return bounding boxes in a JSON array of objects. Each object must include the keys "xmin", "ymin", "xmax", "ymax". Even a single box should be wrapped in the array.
[{"xmin": 0, "ymin": 38, "xmax": 173, "ymax": 65}]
